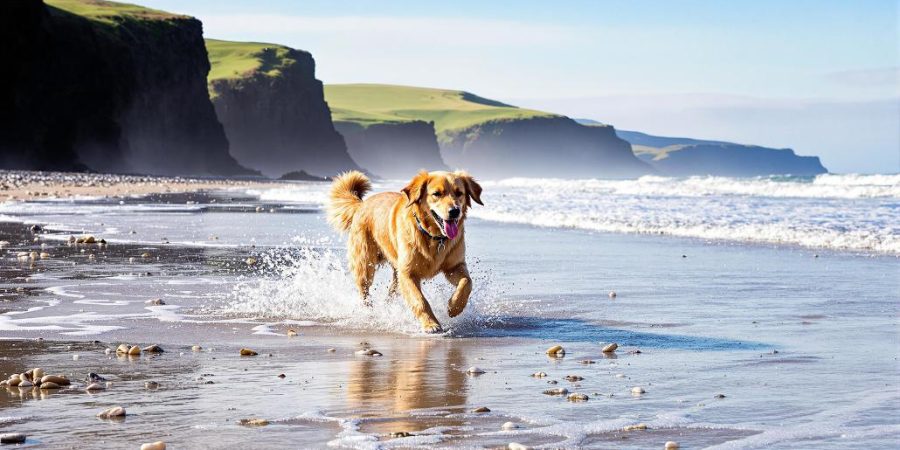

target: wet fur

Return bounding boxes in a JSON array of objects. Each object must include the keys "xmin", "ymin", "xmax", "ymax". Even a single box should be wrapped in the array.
[{"xmin": 327, "ymin": 170, "xmax": 483, "ymax": 333}]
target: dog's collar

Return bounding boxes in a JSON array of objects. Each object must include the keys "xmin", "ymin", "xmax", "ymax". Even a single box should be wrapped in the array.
[{"xmin": 413, "ymin": 212, "xmax": 448, "ymax": 249}]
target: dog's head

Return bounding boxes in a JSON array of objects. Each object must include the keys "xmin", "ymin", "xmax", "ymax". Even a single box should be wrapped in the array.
[{"xmin": 402, "ymin": 170, "xmax": 483, "ymax": 240}]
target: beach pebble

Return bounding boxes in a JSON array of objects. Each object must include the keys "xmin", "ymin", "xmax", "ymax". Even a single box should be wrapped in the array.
[
  {"xmin": 472, "ymin": 406, "xmax": 491, "ymax": 413},
  {"xmin": 39, "ymin": 252, "xmax": 50, "ymax": 259},
  {"xmin": 665, "ymin": 441, "xmax": 679, "ymax": 449},
  {"xmin": 546, "ymin": 345, "xmax": 565, "ymax": 356},
  {"xmin": 116, "ymin": 344, "xmax": 130, "ymax": 354},
  {"xmin": 624, "ymin": 423, "xmax": 648, "ymax": 431},
  {"xmin": 615, "ymin": 373, "xmax": 626, "ymax": 378},
  {"xmin": 143, "ymin": 344, "xmax": 164, "ymax": 353},
  {"xmin": 85, "ymin": 383, "xmax": 105, "ymax": 391},
  {"xmin": 140, "ymin": 441, "xmax": 166, "ymax": 450},
  {"xmin": 239, "ymin": 418, "xmax": 268, "ymax": 427},
  {"xmin": 502, "ymin": 422, "xmax": 521, "ymax": 430},
  {"xmin": 327, "ymin": 348, "xmax": 336, "ymax": 353},
  {"xmin": 39, "ymin": 381, "xmax": 61, "ymax": 390},
  {"xmin": 192, "ymin": 345, "xmax": 202, "ymax": 352},
  {"xmin": 97, "ymin": 406, "xmax": 126, "ymax": 419},
  {"xmin": 466, "ymin": 366, "xmax": 486, "ymax": 375},
  {"xmin": 508, "ymin": 443, "xmax": 529, "ymax": 450},
  {"xmin": 390, "ymin": 431, "xmax": 412, "ymax": 438},
  {"xmin": 32, "ymin": 368, "xmax": 44, "ymax": 380},
  {"xmin": 145, "ymin": 381, "xmax": 160, "ymax": 389},
  {"xmin": 579, "ymin": 359, "xmax": 596, "ymax": 364},
  {"xmin": 145, "ymin": 298, "xmax": 166, "ymax": 305},
  {"xmin": 245, "ymin": 257, "xmax": 257, "ymax": 266},
  {"xmin": 542, "ymin": 388, "xmax": 568, "ymax": 396},
  {"xmin": 104, "ymin": 348, "xmax": 112, "ymax": 355},
  {"xmin": 565, "ymin": 375, "xmax": 584, "ymax": 382},
  {"xmin": 277, "ymin": 373, "xmax": 286, "ymax": 379},
  {"xmin": 0, "ymin": 433, "xmax": 26, "ymax": 444},
  {"xmin": 567, "ymin": 393, "xmax": 589, "ymax": 402},
  {"xmin": 355, "ymin": 349, "xmax": 382, "ymax": 357},
  {"xmin": 601, "ymin": 343, "xmax": 618, "ymax": 353},
  {"xmin": 608, "ymin": 291, "xmax": 617, "ymax": 298},
  {"xmin": 240, "ymin": 348, "xmax": 259, "ymax": 356},
  {"xmin": 286, "ymin": 329, "xmax": 298, "ymax": 337},
  {"xmin": 88, "ymin": 373, "xmax": 107, "ymax": 383},
  {"xmin": 0, "ymin": 380, "xmax": 7, "ymax": 387},
  {"xmin": 128, "ymin": 345, "xmax": 141, "ymax": 356},
  {"xmin": 141, "ymin": 252, "xmax": 151, "ymax": 258},
  {"xmin": 531, "ymin": 371, "xmax": 547, "ymax": 378},
  {"xmin": 631, "ymin": 386, "xmax": 646, "ymax": 395}
]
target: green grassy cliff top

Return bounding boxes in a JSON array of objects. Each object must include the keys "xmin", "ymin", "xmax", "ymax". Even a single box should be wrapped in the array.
[
  {"xmin": 205, "ymin": 39, "xmax": 299, "ymax": 82},
  {"xmin": 324, "ymin": 83, "xmax": 558, "ymax": 133},
  {"xmin": 45, "ymin": 0, "xmax": 186, "ymax": 24}
]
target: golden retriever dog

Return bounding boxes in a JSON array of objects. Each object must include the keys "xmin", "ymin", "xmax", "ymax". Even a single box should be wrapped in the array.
[{"xmin": 327, "ymin": 170, "xmax": 483, "ymax": 333}]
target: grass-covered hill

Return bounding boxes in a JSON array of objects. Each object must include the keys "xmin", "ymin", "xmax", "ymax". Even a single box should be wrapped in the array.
[
  {"xmin": 324, "ymin": 84, "xmax": 558, "ymax": 136},
  {"xmin": 324, "ymin": 84, "xmax": 649, "ymax": 179},
  {"xmin": 45, "ymin": 0, "xmax": 183, "ymax": 23},
  {"xmin": 204, "ymin": 38, "xmax": 357, "ymax": 178}
]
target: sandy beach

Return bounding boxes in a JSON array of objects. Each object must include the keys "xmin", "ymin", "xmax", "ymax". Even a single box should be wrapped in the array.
[{"xmin": 0, "ymin": 172, "xmax": 898, "ymax": 449}]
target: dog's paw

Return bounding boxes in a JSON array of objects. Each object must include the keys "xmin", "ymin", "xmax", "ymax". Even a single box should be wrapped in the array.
[{"xmin": 421, "ymin": 322, "xmax": 444, "ymax": 334}]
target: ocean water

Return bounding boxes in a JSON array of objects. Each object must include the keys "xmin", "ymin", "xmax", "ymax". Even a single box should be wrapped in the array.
[{"xmin": 0, "ymin": 174, "xmax": 897, "ymax": 448}]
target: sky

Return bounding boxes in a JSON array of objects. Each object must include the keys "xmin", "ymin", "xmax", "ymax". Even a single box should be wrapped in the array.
[{"xmin": 143, "ymin": 0, "xmax": 899, "ymax": 173}]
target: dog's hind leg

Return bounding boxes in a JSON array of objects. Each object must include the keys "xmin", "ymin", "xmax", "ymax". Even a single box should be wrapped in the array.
[
  {"xmin": 348, "ymin": 233, "xmax": 378, "ymax": 306},
  {"xmin": 386, "ymin": 268, "xmax": 400, "ymax": 301},
  {"xmin": 444, "ymin": 263, "xmax": 472, "ymax": 318}
]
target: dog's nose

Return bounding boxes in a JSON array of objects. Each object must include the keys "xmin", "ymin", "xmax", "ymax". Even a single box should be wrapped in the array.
[{"xmin": 448, "ymin": 207, "xmax": 461, "ymax": 220}]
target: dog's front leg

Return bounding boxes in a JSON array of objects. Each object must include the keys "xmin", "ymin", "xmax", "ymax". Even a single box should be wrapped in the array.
[
  {"xmin": 397, "ymin": 272, "xmax": 442, "ymax": 333},
  {"xmin": 444, "ymin": 263, "xmax": 472, "ymax": 318}
]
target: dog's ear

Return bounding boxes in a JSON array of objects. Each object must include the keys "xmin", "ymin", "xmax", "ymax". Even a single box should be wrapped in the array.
[
  {"xmin": 456, "ymin": 171, "xmax": 483, "ymax": 206},
  {"xmin": 401, "ymin": 171, "xmax": 429, "ymax": 207}
]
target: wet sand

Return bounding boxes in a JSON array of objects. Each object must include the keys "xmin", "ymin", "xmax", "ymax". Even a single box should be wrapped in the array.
[{"xmin": 0, "ymin": 180, "xmax": 898, "ymax": 449}]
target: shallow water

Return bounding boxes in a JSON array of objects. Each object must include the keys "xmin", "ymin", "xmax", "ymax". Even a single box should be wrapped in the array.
[{"xmin": 0, "ymin": 178, "xmax": 898, "ymax": 449}]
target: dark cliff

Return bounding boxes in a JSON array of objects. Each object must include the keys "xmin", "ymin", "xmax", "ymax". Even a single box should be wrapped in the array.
[
  {"xmin": 441, "ymin": 117, "xmax": 652, "ymax": 179},
  {"xmin": 207, "ymin": 40, "xmax": 358, "ymax": 178},
  {"xmin": 334, "ymin": 121, "xmax": 447, "ymax": 179},
  {"xmin": 0, "ymin": 0, "xmax": 250, "ymax": 176},
  {"xmin": 617, "ymin": 130, "xmax": 828, "ymax": 176}
]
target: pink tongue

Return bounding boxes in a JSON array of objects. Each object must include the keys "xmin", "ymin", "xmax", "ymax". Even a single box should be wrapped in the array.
[{"xmin": 444, "ymin": 220, "xmax": 459, "ymax": 240}]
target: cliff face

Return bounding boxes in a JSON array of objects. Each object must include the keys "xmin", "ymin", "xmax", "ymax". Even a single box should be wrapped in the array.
[
  {"xmin": 0, "ymin": 0, "xmax": 250, "ymax": 176},
  {"xmin": 334, "ymin": 121, "xmax": 447, "ymax": 179},
  {"xmin": 208, "ymin": 41, "xmax": 358, "ymax": 178},
  {"xmin": 617, "ymin": 130, "xmax": 828, "ymax": 176},
  {"xmin": 441, "ymin": 117, "xmax": 652, "ymax": 179}
]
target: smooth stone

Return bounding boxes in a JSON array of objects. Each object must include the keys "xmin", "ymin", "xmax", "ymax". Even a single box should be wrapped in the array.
[
  {"xmin": 0, "ymin": 380, "xmax": 7, "ymax": 387},
  {"xmin": 39, "ymin": 381, "xmax": 61, "ymax": 390},
  {"xmin": 277, "ymin": 374, "xmax": 286, "ymax": 379},
  {"xmin": 72, "ymin": 354, "xmax": 80, "ymax": 361},
  {"xmin": 565, "ymin": 375, "xmax": 584, "ymax": 382},
  {"xmin": 665, "ymin": 441, "xmax": 679, "ymax": 449},
  {"xmin": 567, "ymin": 393, "xmax": 589, "ymax": 402},
  {"xmin": 31, "ymin": 368, "xmax": 44, "ymax": 380},
  {"xmin": 97, "ymin": 406, "xmax": 126, "ymax": 418},
  {"xmin": 85, "ymin": 383, "xmax": 105, "ymax": 391},
  {"xmin": 116, "ymin": 344, "xmax": 130, "ymax": 354},
  {"xmin": 466, "ymin": 366, "xmax": 485, "ymax": 374},
  {"xmin": 508, "ymin": 443, "xmax": 529, "ymax": 450},
  {"xmin": 239, "ymin": 418, "xmax": 268, "ymax": 427},
  {"xmin": 390, "ymin": 431, "xmax": 412, "ymax": 438},
  {"xmin": 88, "ymin": 373, "xmax": 107, "ymax": 383},
  {"xmin": 501, "ymin": 421, "xmax": 520, "ymax": 430},
  {"xmin": 104, "ymin": 348, "xmax": 113, "ymax": 355},
  {"xmin": 145, "ymin": 299, "xmax": 166, "ymax": 305},
  {"xmin": 472, "ymin": 406, "xmax": 491, "ymax": 413},
  {"xmin": 608, "ymin": 291, "xmax": 617, "ymax": 298},
  {"xmin": 39, "ymin": 252, "xmax": 50, "ymax": 259},
  {"xmin": 18, "ymin": 380, "xmax": 33, "ymax": 387},
  {"xmin": 140, "ymin": 441, "xmax": 166, "ymax": 450},
  {"xmin": 531, "ymin": 372, "xmax": 547, "ymax": 378},
  {"xmin": 601, "ymin": 343, "xmax": 618, "ymax": 353},
  {"xmin": 615, "ymin": 374, "xmax": 626, "ymax": 378},
  {"xmin": 327, "ymin": 348, "xmax": 336, "ymax": 353},
  {"xmin": 545, "ymin": 345, "xmax": 565, "ymax": 356},
  {"xmin": 631, "ymin": 386, "xmax": 646, "ymax": 395},
  {"xmin": 143, "ymin": 344, "xmax": 164, "ymax": 353},
  {"xmin": 542, "ymin": 388, "xmax": 568, "ymax": 396},
  {"xmin": 7, "ymin": 379, "xmax": 20, "ymax": 387},
  {"xmin": 245, "ymin": 257, "xmax": 257, "ymax": 266},
  {"xmin": 141, "ymin": 252, "xmax": 151, "ymax": 258},
  {"xmin": 128, "ymin": 346, "xmax": 141, "ymax": 356},
  {"xmin": 286, "ymin": 329, "xmax": 298, "ymax": 337},
  {"xmin": 0, "ymin": 433, "xmax": 26, "ymax": 444},
  {"xmin": 355, "ymin": 349, "xmax": 382, "ymax": 357},
  {"xmin": 240, "ymin": 348, "xmax": 258, "ymax": 356},
  {"xmin": 715, "ymin": 393, "xmax": 726, "ymax": 399},
  {"xmin": 191, "ymin": 345, "xmax": 202, "ymax": 352},
  {"xmin": 624, "ymin": 423, "xmax": 648, "ymax": 431},
  {"xmin": 145, "ymin": 381, "xmax": 160, "ymax": 389}
]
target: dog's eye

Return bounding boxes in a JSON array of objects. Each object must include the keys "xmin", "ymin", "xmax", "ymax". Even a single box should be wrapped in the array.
[
  {"xmin": 455, "ymin": 190, "xmax": 463, "ymax": 197},
  {"xmin": 431, "ymin": 191, "xmax": 441, "ymax": 197}
]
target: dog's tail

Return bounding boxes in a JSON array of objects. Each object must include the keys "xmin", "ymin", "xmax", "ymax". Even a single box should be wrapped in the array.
[{"xmin": 327, "ymin": 170, "xmax": 371, "ymax": 233}]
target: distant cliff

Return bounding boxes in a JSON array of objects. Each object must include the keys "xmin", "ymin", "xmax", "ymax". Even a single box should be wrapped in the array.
[
  {"xmin": 0, "ymin": 0, "xmax": 250, "ymax": 176},
  {"xmin": 207, "ymin": 39, "xmax": 358, "ymax": 178},
  {"xmin": 325, "ymin": 84, "xmax": 651, "ymax": 179},
  {"xmin": 615, "ymin": 129, "xmax": 828, "ymax": 176},
  {"xmin": 334, "ymin": 121, "xmax": 447, "ymax": 179}
]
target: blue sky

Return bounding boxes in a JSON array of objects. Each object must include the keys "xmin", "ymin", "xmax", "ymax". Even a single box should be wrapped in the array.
[{"xmin": 144, "ymin": 0, "xmax": 899, "ymax": 173}]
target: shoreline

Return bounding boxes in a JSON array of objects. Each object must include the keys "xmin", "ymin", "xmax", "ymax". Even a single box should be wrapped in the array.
[{"xmin": 0, "ymin": 169, "xmax": 294, "ymax": 202}]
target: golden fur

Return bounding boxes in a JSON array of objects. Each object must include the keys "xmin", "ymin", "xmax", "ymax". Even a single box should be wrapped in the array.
[{"xmin": 327, "ymin": 170, "xmax": 483, "ymax": 333}]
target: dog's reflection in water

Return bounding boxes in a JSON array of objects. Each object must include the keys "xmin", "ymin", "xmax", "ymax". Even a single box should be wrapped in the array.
[{"xmin": 346, "ymin": 340, "xmax": 469, "ymax": 434}]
